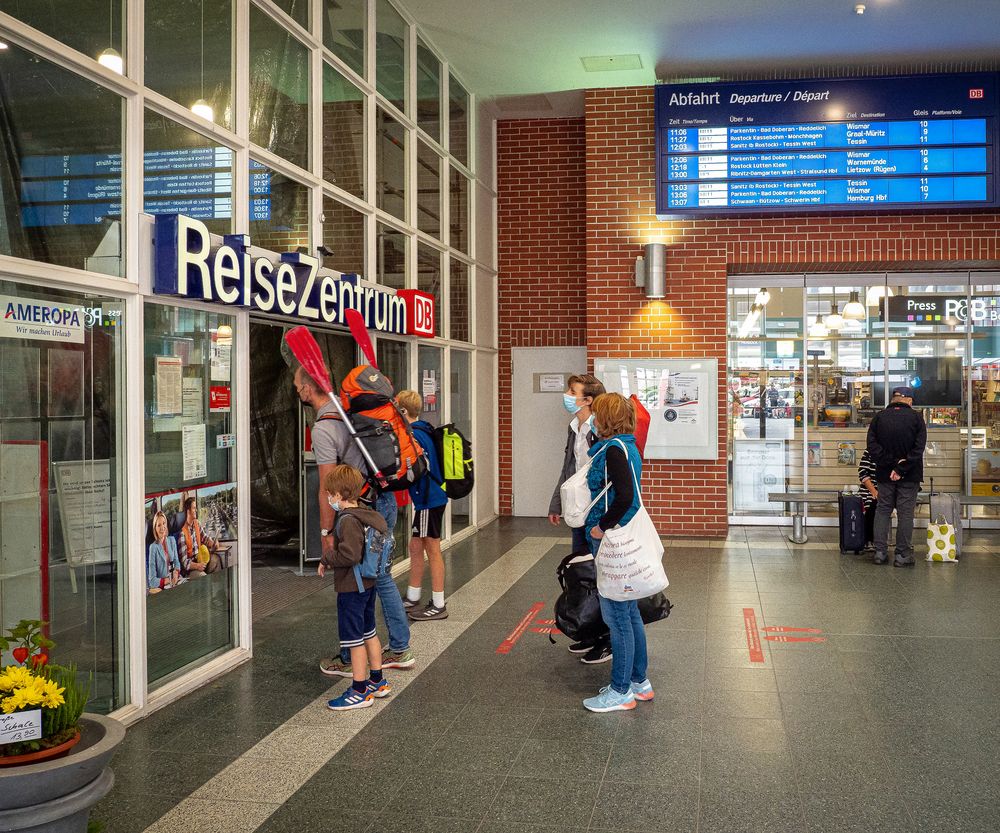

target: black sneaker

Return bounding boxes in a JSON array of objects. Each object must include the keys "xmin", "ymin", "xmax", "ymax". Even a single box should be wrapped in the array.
[
  {"xmin": 580, "ymin": 645, "xmax": 612, "ymax": 664},
  {"xmin": 408, "ymin": 602, "xmax": 448, "ymax": 621},
  {"xmin": 402, "ymin": 597, "xmax": 420, "ymax": 610},
  {"xmin": 893, "ymin": 557, "xmax": 916, "ymax": 568},
  {"xmin": 568, "ymin": 641, "xmax": 593, "ymax": 654},
  {"xmin": 873, "ymin": 552, "xmax": 889, "ymax": 565}
]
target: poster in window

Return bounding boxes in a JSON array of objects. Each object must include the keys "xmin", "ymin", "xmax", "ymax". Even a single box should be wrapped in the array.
[
  {"xmin": 53, "ymin": 459, "xmax": 113, "ymax": 565},
  {"xmin": 807, "ymin": 441, "xmax": 822, "ymax": 466},
  {"xmin": 154, "ymin": 356, "xmax": 183, "ymax": 415},
  {"xmin": 837, "ymin": 441, "xmax": 856, "ymax": 467},
  {"xmin": 182, "ymin": 423, "xmax": 207, "ymax": 480}
]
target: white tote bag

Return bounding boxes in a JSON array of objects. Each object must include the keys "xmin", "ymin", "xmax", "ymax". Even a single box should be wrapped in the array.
[
  {"xmin": 926, "ymin": 515, "xmax": 958, "ymax": 562},
  {"xmin": 560, "ymin": 461, "xmax": 610, "ymax": 528},
  {"xmin": 595, "ymin": 440, "xmax": 668, "ymax": 601}
]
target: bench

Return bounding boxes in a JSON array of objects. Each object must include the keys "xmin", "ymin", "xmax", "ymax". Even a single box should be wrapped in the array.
[{"xmin": 767, "ymin": 490, "xmax": 1000, "ymax": 544}]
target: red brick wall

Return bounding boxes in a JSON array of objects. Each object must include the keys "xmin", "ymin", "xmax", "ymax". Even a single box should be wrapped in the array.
[
  {"xmin": 497, "ymin": 118, "xmax": 588, "ymax": 514},
  {"xmin": 497, "ymin": 86, "xmax": 1000, "ymax": 536}
]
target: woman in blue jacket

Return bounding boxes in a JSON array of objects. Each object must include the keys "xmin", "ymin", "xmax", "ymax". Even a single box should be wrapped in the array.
[
  {"xmin": 147, "ymin": 511, "xmax": 181, "ymax": 593},
  {"xmin": 397, "ymin": 390, "xmax": 450, "ymax": 621},
  {"xmin": 583, "ymin": 393, "xmax": 653, "ymax": 712}
]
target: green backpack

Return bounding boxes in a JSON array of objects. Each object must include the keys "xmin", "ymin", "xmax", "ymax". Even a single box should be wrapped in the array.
[{"xmin": 431, "ymin": 423, "xmax": 475, "ymax": 500}]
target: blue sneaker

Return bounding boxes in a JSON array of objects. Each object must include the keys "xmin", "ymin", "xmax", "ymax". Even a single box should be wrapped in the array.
[
  {"xmin": 630, "ymin": 679, "xmax": 654, "ymax": 701},
  {"xmin": 583, "ymin": 685, "xmax": 636, "ymax": 713},
  {"xmin": 367, "ymin": 678, "xmax": 392, "ymax": 699},
  {"xmin": 327, "ymin": 686, "xmax": 373, "ymax": 711}
]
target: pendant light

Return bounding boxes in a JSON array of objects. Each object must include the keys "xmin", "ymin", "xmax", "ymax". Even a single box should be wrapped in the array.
[
  {"xmin": 0, "ymin": 42, "xmax": 9, "ymax": 51},
  {"xmin": 824, "ymin": 301, "xmax": 844, "ymax": 331},
  {"xmin": 808, "ymin": 315, "xmax": 829, "ymax": 338},
  {"xmin": 97, "ymin": 0, "xmax": 123, "ymax": 74},
  {"xmin": 866, "ymin": 285, "xmax": 894, "ymax": 306},
  {"xmin": 842, "ymin": 290, "xmax": 866, "ymax": 320},
  {"xmin": 753, "ymin": 287, "xmax": 771, "ymax": 307},
  {"xmin": 738, "ymin": 303, "xmax": 762, "ymax": 338},
  {"xmin": 190, "ymin": 0, "xmax": 214, "ymax": 122}
]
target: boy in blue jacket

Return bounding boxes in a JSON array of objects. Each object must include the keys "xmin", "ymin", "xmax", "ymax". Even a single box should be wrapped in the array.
[{"xmin": 397, "ymin": 390, "xmax": 450, "ymax": 621}]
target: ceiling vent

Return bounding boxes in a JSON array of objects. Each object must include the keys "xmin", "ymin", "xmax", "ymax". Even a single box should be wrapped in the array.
[{"xmin": 581, "ymin": 54, "xmax": 643, "ymax": 72}]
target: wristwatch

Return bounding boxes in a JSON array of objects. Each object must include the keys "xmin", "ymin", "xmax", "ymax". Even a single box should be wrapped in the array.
[{"xmin": 320, "ymin": 528, "xmax": 332, "ymax": 537}]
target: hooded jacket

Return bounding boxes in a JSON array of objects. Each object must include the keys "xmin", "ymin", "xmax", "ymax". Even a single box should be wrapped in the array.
[
  {"xmin": 866, "ymin": 401, "xmax": 926, "ymax": 484},
  {"xmin": 408, "ymin": 420, "xmax": 449, "ymax": 511},
  {"xmin": 324, "ymin": 506, "xmax": 388, "ymax": 593}
]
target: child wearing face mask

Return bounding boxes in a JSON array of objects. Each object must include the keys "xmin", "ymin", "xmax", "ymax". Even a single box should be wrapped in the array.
[{"xmin": 319, "ymin": 464, "xmax": 392, "ymax": 711}]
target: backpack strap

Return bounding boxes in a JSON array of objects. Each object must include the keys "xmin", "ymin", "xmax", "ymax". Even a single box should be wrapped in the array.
[{"xmin": 334, "ymin": 514, "xmax": 368, "ymax": 593}]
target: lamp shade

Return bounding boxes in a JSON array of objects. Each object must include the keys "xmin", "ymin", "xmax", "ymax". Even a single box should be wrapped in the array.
[
  {"xmin": 808, "ymin": 316, "xmax": 829, "ymax": 338},
  {"xmin": 191, "ymin": 99, "xmax": 214, "ymax": 122},
  {"xmin": 843, "ymin": 291, "xmax": 866, "ymax": 320},
  {"xmin": 97, "ymin": 48, "xmax": 124, "ymax": 74},
  {"xmin": 643, "ymin": 243, "xmax": 666, "ymax": 298}
]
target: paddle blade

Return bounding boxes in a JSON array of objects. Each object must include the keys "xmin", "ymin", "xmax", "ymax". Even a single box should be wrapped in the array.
[
  {"xmin": 282, "ymin": 326, "xmax": 332, "ymax": 395},
  {"xmin": 345, "ymin": 308, "xmax": 378, "ymax": 369}
]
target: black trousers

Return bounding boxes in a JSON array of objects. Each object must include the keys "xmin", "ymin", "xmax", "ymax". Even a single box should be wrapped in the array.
[{"xmin": 864, "ymin": 502, "xmax": 877, "ymax": 545}]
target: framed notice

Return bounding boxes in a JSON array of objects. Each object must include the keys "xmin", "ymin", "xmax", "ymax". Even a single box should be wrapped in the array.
[{"xmin": 594, "ymin": 357, "xmax": 719, "ymax": 460}]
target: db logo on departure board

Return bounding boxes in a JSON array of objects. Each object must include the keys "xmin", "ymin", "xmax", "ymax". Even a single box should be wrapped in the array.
[{"xmin": 969, "ymin": 89, "xmax": 985, "ymax": 99}]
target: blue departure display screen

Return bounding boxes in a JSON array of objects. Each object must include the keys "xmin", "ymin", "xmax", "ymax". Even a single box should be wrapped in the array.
[
  {"xmin": 19, "ymin": 149, "xmax": 272, "ymax": 227},
  {"xmin": 655, "ymin": 73, "xmax": 1000, "ymax": 215}
]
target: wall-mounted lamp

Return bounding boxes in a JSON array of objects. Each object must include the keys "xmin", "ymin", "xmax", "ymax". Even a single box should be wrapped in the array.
[{"xmin": 634, "ymin": 243, "xmax": 667, "ymax": 299}]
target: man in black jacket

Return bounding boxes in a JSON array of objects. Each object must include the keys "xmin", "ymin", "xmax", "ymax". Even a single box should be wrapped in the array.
[{"xmin": 866, "ymin": 386, "xmax": 927, "ymax": 566}]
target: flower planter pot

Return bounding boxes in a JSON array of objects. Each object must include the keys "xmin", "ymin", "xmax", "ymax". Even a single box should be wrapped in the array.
[
  {"xmin": 0, "ymin": 713, "xmax": 125, "ymax": 833},
  {"xmin": 0, "ymin": 732, "xmax": 81, "ymax": 768}
]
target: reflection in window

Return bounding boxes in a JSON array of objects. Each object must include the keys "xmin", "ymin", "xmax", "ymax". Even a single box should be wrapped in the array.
[
  {"xmin": 449, "ymin": 73, "xmax": 469, "ymax": 167},
  {"xmin": 417, "ymin": 142, "xmax": 441, "ymax": 238},
  {"xmin": 377, "ymin": 108, "xmax": 407, "ymax": 221},
  {"xmin": 0, "ymin": 0, "xmax": 125, "ymax": 71},
  {"xmin": 450, "ymin": 348, "xmax": 472, "ymax": 532},
  {"xmin": 417, "ymin": 243, "xmax": 442, "ymax": 338},
  {"xmin": 145, "ymin": 0, "xmax": 233, "ymax": 128},
  {"xmin": 376, "ymin": 223, "xmax": 407, "ymax": 290},
  {"xmin": 322, "ymin": 196, "xmax": 365, "ymax": 275},
  {"xmin": 376, "ymin": 0, "xmax": 407, "ymax": 113},
  {"xmin": 450, "ymin": 166, "xmax": 469, "ymax": 254},
  {"xmin": 0, "ymin": 280, "xmax": 127, "ymax": 711},
  {"xmin": 418, "ymin": 344, "xmax": 442, "ymax": 428},
  {"xmin": 144, "ymin": 110, "xmax": 233, "ymax": 236},
  {"xmin": 0, "ymin": 42, "xmax": 124, "ymax": 275},
  {"xmin": 144, "ymin": 305, "xmax": 237, "ymax": 686},
  {"xmin": 416, "ymin": 38, "xmax": 441, "ymax": 142},
  {"xmin": 250, "ymin": 5, "xmax": 311, "ymax": 170},
  {"xmin": 450, "ymin": 260, "xmax": 470, "ymax": 342},
  {"xmin": 323, "ymin": 63, "xmax": 365, "ymax": 198},
  {"xmin": 323, "ymin": 0, "xmax": 365, "ymax": 78},
  {"xmin": 271, "ymin": 0, "xmax": 309, "ymax": 30},
  {"xmin": 249, "ymin": 161, "xmax": 310, "ymax": 251}
]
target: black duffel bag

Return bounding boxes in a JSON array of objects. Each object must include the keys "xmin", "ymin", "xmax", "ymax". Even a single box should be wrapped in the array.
[{"xmin": 554, "ymin": 551, "xmax": 672, "ymax": 642}]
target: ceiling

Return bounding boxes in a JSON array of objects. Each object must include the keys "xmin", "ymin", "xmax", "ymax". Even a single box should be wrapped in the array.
[{"xmin": 403, "ymin": 0, "xmax": 1000, "ymax": 115}]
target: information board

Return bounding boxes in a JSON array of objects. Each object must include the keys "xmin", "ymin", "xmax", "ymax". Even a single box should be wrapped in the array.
[{"xmin": 655, "ymin": 73, "xmax": 999, "ymax": 216}]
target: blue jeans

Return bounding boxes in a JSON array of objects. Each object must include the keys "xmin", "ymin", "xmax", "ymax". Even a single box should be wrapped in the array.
[
  {"xmin": 571, "ymin": 525, "xmax": 589, "ymax": 553},
  {"xmin": 341, "ymin": 492, "xmax": 410, "ymax": 659},
  {"xmin": 599, "ymin": 595, "xmax": 648, "ymax": 695}
]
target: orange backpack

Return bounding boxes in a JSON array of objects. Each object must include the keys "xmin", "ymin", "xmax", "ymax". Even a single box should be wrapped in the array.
[{"xmin": 339, "ymin": 365, "xmax": 427, "ymax": 491}]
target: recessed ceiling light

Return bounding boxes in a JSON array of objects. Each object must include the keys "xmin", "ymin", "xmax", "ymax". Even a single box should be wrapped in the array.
[
  {"xmin": 581, "ymin": 54, "xmax": 643, "ymax": 72},
  {"xmin": 854, "ymin": 3, "xmax": 866, "ymax": 14}
]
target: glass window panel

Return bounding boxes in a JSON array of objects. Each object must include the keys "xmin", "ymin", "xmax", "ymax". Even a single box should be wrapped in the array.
[
  {"xmin": 375, "ymin": 0, "xmax": 408, "ymax": 113},
  {"xmin": 271, "ymin": 0, "xmax": 309, "ymax": 30},
  {"xmin": 449, "ymin": 348, "xmax": 472, "ymax": 533},
  {"xmin": 970, "ymin": 279, "xmax": 1000, "ymax": 520},
  {"xmin": 144, "ymin": 110, "xmax": 233, "ymax": 236},
  {"xmin": 376, "ymin": 223, "xmax": 407, "ymax": 290},
  {"xmin": 250, "ymin": 4, "xmax": 311, "ymax": 170},
  {"xmin": 145, "ymin": 0, "xmax": 233, "ymax": 129},
  {"xmin": 0, "ymin": 280, "xmax": 127, "ymax": 711},
  {"xmin": 376, "ymin": 108, "xmax": 407, "ymax": 221},
  {"xmin": 377, "ymin": 337, "xmax": 410, "ymax": 554},
  {"xmin": 322, "ymin": 196, "xmax": 365, "ymax": 275},
  {"xmin": 144, "ymin": 305, "xmax": 238, "ymax": 686},
  {"xmin": 449, "ymin": 166, "xmax": 469, "ymax": 254},
  {"xmin": 449, "ymin": 260, "xmax": 470, "ymax": 342},
  {"xmin": 417, "ymin": 142, "xmax": 441, "ymax": 239},
  {"xmin": 249, "ymin": 161, "xmax": 310, "ymax": 251},
  {"xmin": 416, "ymin": 37, "xmax": 441, "ymax": 142},
  {"xmin": 417, "ymin": 243, "xmax": 442, "ymax": 338},
  {"xmin": 448, "ymin": 72, "xmax": 469, "ymax": 167},
  {"xmin": 417, "ymin": 344, "xmax": 442, "ymax": 428},
  {"xmin": 0, "ymin": 42, "xmax": 124, "ymax": 276},
  {"xmin": 322, "ymin": 0, "xmax": 366, "ymax": 78},
  {"xmin": 0, "ymin": 0, "xmax": 125, "ymax": 70},
  {"xmin": 322, "ymin": 63, "xmax": 365, "ymax": 199}
]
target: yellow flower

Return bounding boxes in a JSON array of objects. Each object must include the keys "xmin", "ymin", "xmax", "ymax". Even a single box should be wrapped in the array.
[
  {"xmin": 0, "ymin": 665, "xmax": 34, "ymax": 692},
  {"xmin": 1, "ymin": 686, "xmax": 43, "ymax": 713},
  {"xmin": 41, "ymin": 679, "xmax": 65, "ymax": 709}
]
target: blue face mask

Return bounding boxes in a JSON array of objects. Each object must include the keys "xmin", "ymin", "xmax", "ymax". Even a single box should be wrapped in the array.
[
  {"xmin": 563, "ymin": 393, "xmax": 582, "ymax": 414},
  {"xmin": 327, "ymin": 496, "xmax": 341, "ymax": 512}
]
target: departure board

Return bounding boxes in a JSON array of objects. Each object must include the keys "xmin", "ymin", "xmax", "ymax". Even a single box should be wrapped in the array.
[
  {"xmin": 655, "ymin": 73, "xmax": 999, "ymax": 216},
  {"xmin": 19, "ymin": 150, "xmax": 271, "ymax": 227}
]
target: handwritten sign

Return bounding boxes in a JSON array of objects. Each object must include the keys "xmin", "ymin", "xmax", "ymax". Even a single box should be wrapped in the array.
[{"xmin": 0, "ymin": 709, "xmax": 42, "ymax": 744}]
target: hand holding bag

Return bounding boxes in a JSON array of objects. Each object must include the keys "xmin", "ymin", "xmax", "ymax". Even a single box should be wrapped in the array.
[
  {"xmin": 595, "ymin": 440, "xmax": 669, "ymax": 601},
  {"xmin": 926, "ymin": 515, "xmax": 958, "ymax": 562}
]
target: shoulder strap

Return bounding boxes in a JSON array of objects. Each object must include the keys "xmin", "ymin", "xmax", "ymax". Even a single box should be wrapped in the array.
[
  {"xmin": 317, "ymin": 412, "xmax": 342, "ymax": 421},
  {"xmin": 335, "ymin": 513, "xmax": 369, "ymax": 593},
  {"xmin": 604, "ymin": 438, "xmax": 642, "ymax": 510}
]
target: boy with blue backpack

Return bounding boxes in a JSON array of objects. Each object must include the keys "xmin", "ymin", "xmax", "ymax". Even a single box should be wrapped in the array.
[{"xmin": 319, "ymin": 464, "xmax": 393, "ymax": 711}]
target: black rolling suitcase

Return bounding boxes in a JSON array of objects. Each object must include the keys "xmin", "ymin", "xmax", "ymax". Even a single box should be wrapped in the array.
[{"xmin": 838, "ymin": 492, "xmax": 866, "ymax": 554}]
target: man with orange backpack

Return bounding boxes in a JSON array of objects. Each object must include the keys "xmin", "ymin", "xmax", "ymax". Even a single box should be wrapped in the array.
[{"xmin": 294, "ymin": 366, "xmax": 416, "ymax": 677}]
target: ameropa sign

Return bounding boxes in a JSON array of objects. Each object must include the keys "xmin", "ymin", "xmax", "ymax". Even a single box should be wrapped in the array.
[
  {"xmin": 1, "ymin": 295, "xmax": 85, "ymax": 343},
  {"xmin": 153, "ymin": 214, "xmax": 435, "ymax": 337},
  {"xmin": 883, "ymin": 295, "xmax": 1000, "ymax": 326}
]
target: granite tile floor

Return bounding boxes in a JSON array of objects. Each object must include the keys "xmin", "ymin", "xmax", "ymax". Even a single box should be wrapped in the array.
[{"xmin": 96, "ymin": 518, "xmax": 1000, "ymax": 833}]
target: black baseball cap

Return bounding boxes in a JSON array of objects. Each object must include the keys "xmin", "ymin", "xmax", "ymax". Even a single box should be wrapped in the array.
[{"xmin": 891, "ymin": 386, "xmax": 915, "ymax": 399}]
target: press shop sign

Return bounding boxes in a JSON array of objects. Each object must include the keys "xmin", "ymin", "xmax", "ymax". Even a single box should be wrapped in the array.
[
  {"xmin": 1, "ymin": 295, "xmax": 86, "ymax": 343},
  {"xmin": 153, "ymin": 214, "xmax": 435, "ymax": 337},
  {"xmin": 883, "ymin": 295, "xmax": 1000, "ymax": 326}
]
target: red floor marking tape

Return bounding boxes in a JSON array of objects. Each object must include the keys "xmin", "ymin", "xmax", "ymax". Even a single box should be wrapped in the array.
[
  {"xmin": 764, "ymin": 635, "xmax": 827, "ymax": 643},
  {"xmin": 496, "ymin": 602, "xmax": 546, "ymax": 655},
  {"xmin": 531, "ymin": 627, "xmax": 560, "ymax": 634},
  {"xmin": 762, "ymin": 626, "xmax": 824, "ymax": 634},
  {"xmin": 743, "ymin": 608, "xmax": 765, "ymax": 664},
  {"xmin": 535, "ymin": 618, "xmax": 556, "ymax": 625}
]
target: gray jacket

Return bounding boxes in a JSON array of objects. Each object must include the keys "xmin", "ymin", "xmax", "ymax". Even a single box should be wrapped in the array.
[{"xmin": 549, "ymin": 421, "xmax": 597, "ymax": 516}]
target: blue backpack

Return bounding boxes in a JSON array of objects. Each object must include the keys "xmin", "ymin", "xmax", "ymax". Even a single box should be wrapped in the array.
[{"xmin": 336, "ymin": 514, "xmax": 393, "ymax": 592}]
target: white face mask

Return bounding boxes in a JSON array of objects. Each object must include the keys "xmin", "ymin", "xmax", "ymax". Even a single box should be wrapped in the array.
[
  {"xmin": 563, "ymin": 393, "xmax": 582, "ymax": 414},
  {"xmin": 327, "ymin": 496, "xmax": 341, "ymax": 512}
]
